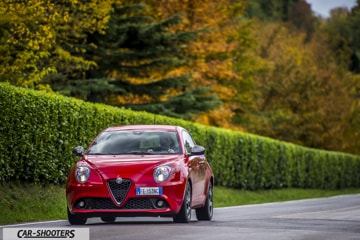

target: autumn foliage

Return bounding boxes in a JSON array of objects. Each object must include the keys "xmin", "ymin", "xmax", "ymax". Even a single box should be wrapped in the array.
[{"xmin": 1, "ymin": 0, "xmax": 360, "ymax": 154}]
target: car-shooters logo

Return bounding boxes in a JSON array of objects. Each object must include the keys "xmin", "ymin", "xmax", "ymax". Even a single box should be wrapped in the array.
[{"xmin": 3, "ymin": 228, "xmax": 89, "ymax": 240}]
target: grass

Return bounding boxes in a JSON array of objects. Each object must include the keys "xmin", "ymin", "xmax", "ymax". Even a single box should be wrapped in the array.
[
  {"xmin": 213, "ymin": 186, "xmax": 360, "ymax": 207},
  {"xmin": 1, "ymin": 183, "xmax": 360, "ymax": 225},
  {"xmin": 0, "ymin": 183, "xmax": 67, "ymax": 225}
]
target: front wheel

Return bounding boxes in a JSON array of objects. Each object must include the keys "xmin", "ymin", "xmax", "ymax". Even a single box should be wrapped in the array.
[
  {"xmin": 67, "ymin": 208, "xmax": 87, "ymax": 225},
  {"xmin": 195, "ymin": 183, "xmax": 213, "ymax": 220},
  {"xmin": 173, "ymin": 181, "xmax": 192, "ymax": 223}
]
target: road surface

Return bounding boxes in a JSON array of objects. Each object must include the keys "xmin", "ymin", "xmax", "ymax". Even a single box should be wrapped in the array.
[{"xmin": 1, "ymin": 194, "xmax": 360, "ymax": 240}]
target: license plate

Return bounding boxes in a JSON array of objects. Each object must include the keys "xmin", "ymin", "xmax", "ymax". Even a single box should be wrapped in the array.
[{"xmin": 136, "ymin": 187, "xmax": 162, "ymax": 196}]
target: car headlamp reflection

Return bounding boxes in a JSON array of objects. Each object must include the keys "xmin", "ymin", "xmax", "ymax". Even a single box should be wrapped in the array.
[
  {"xmin": 154, "ymin": 166, "xmax": 172, "ymax": 183},
  {"xmin": 75, "ymin": 166, "xmax": 91, "ymax": 183}
]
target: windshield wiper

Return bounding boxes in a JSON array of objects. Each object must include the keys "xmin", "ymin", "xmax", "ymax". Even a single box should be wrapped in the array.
[
  {"xmin": 87, "ymin": 152, "xmax": 105, "ymax": 155},
  {"xmin": 126, "ymin": 150, "xmax": 155, "ymax": 155},
  {"xmin": 88, "ymin": 151, "xmax": 155, "ymax": 155},
  {"xmin": 88, "ymin": 152, "xmax": 123, "ymax": 155}
]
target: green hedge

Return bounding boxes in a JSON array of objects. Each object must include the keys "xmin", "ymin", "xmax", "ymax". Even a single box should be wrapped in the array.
[{"xmin": 1, "ymin": 83, "xmax": 360, "ymax": 189}]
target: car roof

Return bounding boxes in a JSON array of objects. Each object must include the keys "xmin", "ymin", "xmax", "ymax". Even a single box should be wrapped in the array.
[{"xmin": 104, "ymin": 124, "xmax": 183, "ymax": 132}]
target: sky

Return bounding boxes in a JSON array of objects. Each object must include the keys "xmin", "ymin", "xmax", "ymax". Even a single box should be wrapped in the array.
[{"xmin": 306, "ymin": 0, "xmax": 357, "ymax": 17}]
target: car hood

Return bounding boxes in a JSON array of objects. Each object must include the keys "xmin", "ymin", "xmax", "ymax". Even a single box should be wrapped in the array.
[{"xmin": 84, "ymin": 154, "xmax": 181, "ymax": 178}]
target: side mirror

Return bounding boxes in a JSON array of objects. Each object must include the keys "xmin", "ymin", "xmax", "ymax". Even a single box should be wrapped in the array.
[
  {"xmin": 72, "ymin": 146, "xmax": 84, "ymax": 156},
  {"xmin": 191, "ymin": 145, "xmax": 205, "ymax": 155}
]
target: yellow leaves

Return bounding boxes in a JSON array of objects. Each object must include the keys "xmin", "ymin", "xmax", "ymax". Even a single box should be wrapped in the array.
[
  {"xmin": 214, "ymin": 85, "xmax": 237, "ymax": 101},
  {"xmin": 0, "ymin": 0, "xmax": 57, "ymax": 86},
  {"xmin": 245, "ymin": 20, "xmax": 359, "ymax": 152},
  {"xmin": 0, "ymin": 0, "xmax": 116, "ymax": 87},
  {"xmin": 63, "ymin": 12, "xmax": 70, "ymax": 23},
  {"xmin": 66, "ymin": 0, "xmax": 113, "ymax": 34},
  {"xmin": 140, "ymin": 0, "xmax": 254, "ymax": 128},
  {"xmin": 55, "ymin": 47, "xmax": 97, "ymax": 70},
  {"xmin": 193, "ymin": 105, "xmax": 244, "ymax": 131},
  {"xmin": 107, "ymin": 93, "xmax": 153, "ymax": 105}
]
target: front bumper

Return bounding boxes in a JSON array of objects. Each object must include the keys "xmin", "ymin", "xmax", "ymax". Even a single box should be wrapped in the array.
[{"xmin": 66, "ymin": 177, "xmax": 186, "ymax": 217}]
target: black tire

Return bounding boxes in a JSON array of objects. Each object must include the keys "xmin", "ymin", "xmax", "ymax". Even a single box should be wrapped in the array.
[
  {"xmin": 173, "ymin": 181, "xmax": 192, "ymax": 223},
  {"xmin": 101, "ymin": 216, "xmax": 116, "ymax": 223},
  {"xmin": 67, "ymin": 208, "xmax": 87, "ymax": 225},
  {"xmin": 195, "ymin": 183, "xmax": 213, "ymax": 221}
]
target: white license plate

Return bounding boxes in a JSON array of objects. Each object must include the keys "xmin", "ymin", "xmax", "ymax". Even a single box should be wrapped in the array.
[{"xmin": 136, "ymin": 187, "xmax": 162, "ymax": 196}]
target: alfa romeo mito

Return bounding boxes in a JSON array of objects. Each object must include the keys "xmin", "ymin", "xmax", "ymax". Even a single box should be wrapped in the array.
[{"xmin": 66, "ymin": 125, "xmax": 214, "ymax": 224}]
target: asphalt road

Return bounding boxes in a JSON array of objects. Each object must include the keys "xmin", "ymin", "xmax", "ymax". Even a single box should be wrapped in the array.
[{"xmin": 1, "ymin": 194, "xmax": 360, "ymax": 240}]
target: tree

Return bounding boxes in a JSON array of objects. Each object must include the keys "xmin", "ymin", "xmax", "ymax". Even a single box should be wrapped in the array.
[
  {"xmin": 0, "ymin": 0, "xmax": 57, "ymax": 87},
  {"xmin": 51, "ymin": 2, "xmax": 221, "ymax": 119},
  {"xmin": 0, "ymin": 0, "xmax": 113, "ymax": 88},
  {"xmin": 139, "ymin": 0, "xmax": 257, "ymax": 129},
  {"xmin": 246, "ymin": 0, "xmax": 301, "ymax": 21},
  {"xmin": 348, "ymin": 1, "xmax": 360, "ymax": 73},
  {"xmin": 288, "ymin": 0, "xmax": 314, "ymax": 42},
  {"xmin": 243, "ymin": 22, "xmax": 354, "ymax": 152},
  {"xmin": 322, "ymin": 1, "xmax": 360, "ymax": 73},
  {"xmin": 322, "ymin": 6, "xmax": 353, "ymax": 71}
]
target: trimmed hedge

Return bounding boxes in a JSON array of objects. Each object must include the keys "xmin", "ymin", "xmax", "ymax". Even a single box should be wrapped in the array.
[{"xmin": 1, "ymin": 83, "xmax": 360, "ymax": 189}]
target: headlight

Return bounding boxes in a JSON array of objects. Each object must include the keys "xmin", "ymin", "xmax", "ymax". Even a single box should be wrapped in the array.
[
  {"xmin": 154, "ymin": 166, "xmax": 172, "ymax": 183},
  {"xmin": 75, "ymin": 166, "xmax": 90, "ymax": 183}
]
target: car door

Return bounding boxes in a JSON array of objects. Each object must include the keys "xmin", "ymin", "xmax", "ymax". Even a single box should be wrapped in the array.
[{"xmin": 182, "ymin": 130, "xmax": 207, "ymax": 207}]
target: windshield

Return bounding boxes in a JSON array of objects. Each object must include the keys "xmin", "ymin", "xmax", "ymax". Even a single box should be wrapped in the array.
[{"xmin": 87, "ymin": 130, "xmax": 181, "ymax": 155}]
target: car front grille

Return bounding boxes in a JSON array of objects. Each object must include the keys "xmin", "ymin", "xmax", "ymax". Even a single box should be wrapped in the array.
[
  {"xmin": 74, "ymin": 198, "xmax": 168, "ymax": 210},
  {"xmin": 74, "ymin": 178, "xmax": 169, "ymax": 210},
  {"xmin": 107, "ymin": 178, "xmax": 132, "ymax": 204}
]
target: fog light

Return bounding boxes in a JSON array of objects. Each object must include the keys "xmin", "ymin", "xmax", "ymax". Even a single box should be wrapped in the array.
[
  {"xmin": 78, "ymin": 201, "xmax": 86, "ymax": 208},
  {"xmin": 156, "ymin": 200, "xmax": 165, "ymax": 208}
]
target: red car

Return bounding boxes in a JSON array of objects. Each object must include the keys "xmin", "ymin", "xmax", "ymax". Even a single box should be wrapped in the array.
[{"xmin": 66, "ymin": 125, "xmax": 214, "ymax": 224}]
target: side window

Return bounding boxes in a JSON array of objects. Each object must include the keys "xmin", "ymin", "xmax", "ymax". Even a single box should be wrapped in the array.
[{"xmin": 182, "ymin": 131, "xmax": 195, "ymax": 154}]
